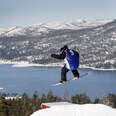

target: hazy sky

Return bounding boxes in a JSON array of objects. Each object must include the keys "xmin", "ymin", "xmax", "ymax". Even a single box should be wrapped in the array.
[{"xmin": 0, "ymin": 0, "xmax": 116, "ymax": 27}]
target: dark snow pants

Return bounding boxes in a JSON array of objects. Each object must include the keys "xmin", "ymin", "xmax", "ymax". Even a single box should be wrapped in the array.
[{"xmin": 61, "ymin": 66, "xmax": 79, "ymax": 81}]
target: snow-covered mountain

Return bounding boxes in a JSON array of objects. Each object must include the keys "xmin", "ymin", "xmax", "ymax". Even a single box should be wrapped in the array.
[
  {"xmin": 31, "ymin": 104, "xmax": 116, "ymax": 116},
  {"xmin": 0, "ymin": 19, "xmax": 116, "ymax": 69},
  {"xmin": 0, "ymin": 19, "xmax": 113, "ymax": 37}
]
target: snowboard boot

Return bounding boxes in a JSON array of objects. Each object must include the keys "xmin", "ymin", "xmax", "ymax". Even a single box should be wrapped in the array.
[
  {"xmin": 60, "ymin": 80, "xmax": 66, "ymax": 83},
  {"xmin": 74, "ymin": 74, "xmax": 80, "ymax": 79}
]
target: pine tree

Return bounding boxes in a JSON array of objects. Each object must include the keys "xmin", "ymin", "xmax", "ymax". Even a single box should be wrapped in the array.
[
  {"xmin": 70, "ymin": 93, "xmax": 91, "ymax": 104},
  {"xmin": 94, "ymin": 98, "xmax": 100, "ymax": 104},
  {"xmin": 47, "ymin": 90, "xmax": 54, "ymax": 102},
  {"xmin": 100, "ymin": 93, "xmax": 116, "ymax": 108},
  {"xmin": 31, "ymin": 91, "xmax": 39, "ymax": 112},
  {"xmin": 0, "ymin": 98, "xmax": 9, "ymax": 116}
]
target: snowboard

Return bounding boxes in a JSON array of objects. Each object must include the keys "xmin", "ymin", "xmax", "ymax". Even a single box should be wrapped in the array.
[{"xmin": 51, "ymin": 72, "xmax": 89, "ymax": 86}]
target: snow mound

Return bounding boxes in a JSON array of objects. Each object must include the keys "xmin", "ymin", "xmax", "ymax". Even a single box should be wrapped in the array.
[{"xmin": 31, "ymin": 104, "xmax": 116, "ymax": 116}]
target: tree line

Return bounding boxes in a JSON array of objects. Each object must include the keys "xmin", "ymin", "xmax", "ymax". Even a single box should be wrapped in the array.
[{"xmin": 0, "ymin": 91, "xmax": 116, "ymax": 116}]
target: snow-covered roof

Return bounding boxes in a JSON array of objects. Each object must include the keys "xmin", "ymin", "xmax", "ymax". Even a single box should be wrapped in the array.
[
  {"xmin": 31, "ymin": 104, "xmax": 116, "ymax": 116},
  {"xmin": 0, "ymin": 87, "xmax": 6, "ymax": 90}
]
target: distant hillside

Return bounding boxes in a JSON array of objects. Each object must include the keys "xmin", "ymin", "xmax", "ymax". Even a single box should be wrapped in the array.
[{"xmin": 0, "ymin": 19, "xmax": 116, "ymax": 69}]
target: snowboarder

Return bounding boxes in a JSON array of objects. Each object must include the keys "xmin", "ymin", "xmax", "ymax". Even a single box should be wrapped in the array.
[{"xmin": 51, "ymin": 45, "xmax": 80, "ymax": 83}]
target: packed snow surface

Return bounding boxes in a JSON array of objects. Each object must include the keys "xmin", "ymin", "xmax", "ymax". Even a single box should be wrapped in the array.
[{"xmin": 31, "ymin": 104, "xmax": 116, "ymax": 116}]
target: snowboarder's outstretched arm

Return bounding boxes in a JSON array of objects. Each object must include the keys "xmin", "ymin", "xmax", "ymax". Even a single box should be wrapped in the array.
[{"xmin": 51, "ymin": 52, "xmax": 66, "ymax": 59}]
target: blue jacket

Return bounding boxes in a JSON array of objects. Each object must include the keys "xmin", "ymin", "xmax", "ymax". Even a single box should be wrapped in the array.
[{"xmin": 64, "ymin": 49, "xmax": 79, "ymax": 70}]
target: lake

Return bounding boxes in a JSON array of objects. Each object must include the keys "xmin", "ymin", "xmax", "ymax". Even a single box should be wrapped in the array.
[{"xmin": 0, "ymin": 64, "xmax": 116, "ymax": 100}]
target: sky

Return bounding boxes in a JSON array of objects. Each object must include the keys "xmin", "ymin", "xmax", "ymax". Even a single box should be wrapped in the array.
[{"xmin": 0, "ymin": 0, "xmax": 116, "ymax": 28}]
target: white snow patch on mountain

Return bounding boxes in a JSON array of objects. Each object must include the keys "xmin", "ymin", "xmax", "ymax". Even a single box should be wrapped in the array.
[
  {"xmin": 0, "ymin": 19, "xmax": 114, "ymax": 37},
  {"xmin": 0, "ymin": 26, "xmax": 25, "ymax": 37},
  {"xmin": 37, "ymin": 19, "xmax": 113, "ymax": 30},
  {"xmin": 31, "ymin": 104, "xmax": 116, "ymax": 116}
]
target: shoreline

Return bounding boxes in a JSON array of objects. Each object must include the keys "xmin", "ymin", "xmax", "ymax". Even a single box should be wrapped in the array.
[{"xmin": 0, "ymin": 60, "xmax": 116, "ymax": 71}]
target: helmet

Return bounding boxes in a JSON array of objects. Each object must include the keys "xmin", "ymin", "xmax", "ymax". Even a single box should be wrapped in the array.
[{"xmin": 60, "ymin": 45, "xmax": 68, "ymax": 52}]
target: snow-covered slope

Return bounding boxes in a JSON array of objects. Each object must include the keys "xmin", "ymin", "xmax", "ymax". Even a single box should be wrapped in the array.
[
  {"xmin": 0, "ymin": 26, "xmax": 25, "ymax": 37},
  {"xmin": 38, "ymin": 19, "xmax": 113, "ymax": 30},
  {"xmin": 0, "ymin": 19, "xmax": 113, "ymax": 37},
  {"xmin": 31, "ymin": 104, "xmax": 116, "ymax": 116}
]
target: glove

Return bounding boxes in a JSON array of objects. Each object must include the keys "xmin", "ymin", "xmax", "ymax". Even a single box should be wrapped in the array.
[{"xmin": 51, "ymin": 54, "xmax": 56, "ymax": 58}]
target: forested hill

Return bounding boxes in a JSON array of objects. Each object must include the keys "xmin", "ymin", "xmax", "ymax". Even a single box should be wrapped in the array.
[{"xmin": 0, "ymin": 19, "xmax": 116, "ymax": 69}]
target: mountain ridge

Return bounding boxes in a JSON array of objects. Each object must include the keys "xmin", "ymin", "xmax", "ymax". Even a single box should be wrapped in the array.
[
  {"xmin": 0, "ymin": 19, "xmax": 116, "ymax": 69},
  {"xmin": 0, "ymin": 19, "xmax": 113, "ymax": 37}
]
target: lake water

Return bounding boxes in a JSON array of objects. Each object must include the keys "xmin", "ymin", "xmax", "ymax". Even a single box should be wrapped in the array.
[{"xmin": 0, "ymin": 64, "xmax": 116, "ymax": 100}]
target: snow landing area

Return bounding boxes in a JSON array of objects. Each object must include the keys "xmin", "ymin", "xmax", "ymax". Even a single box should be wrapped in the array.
[{"xmin": 31, "ymin": 104, "xmax": 116, "ymax": 116}]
